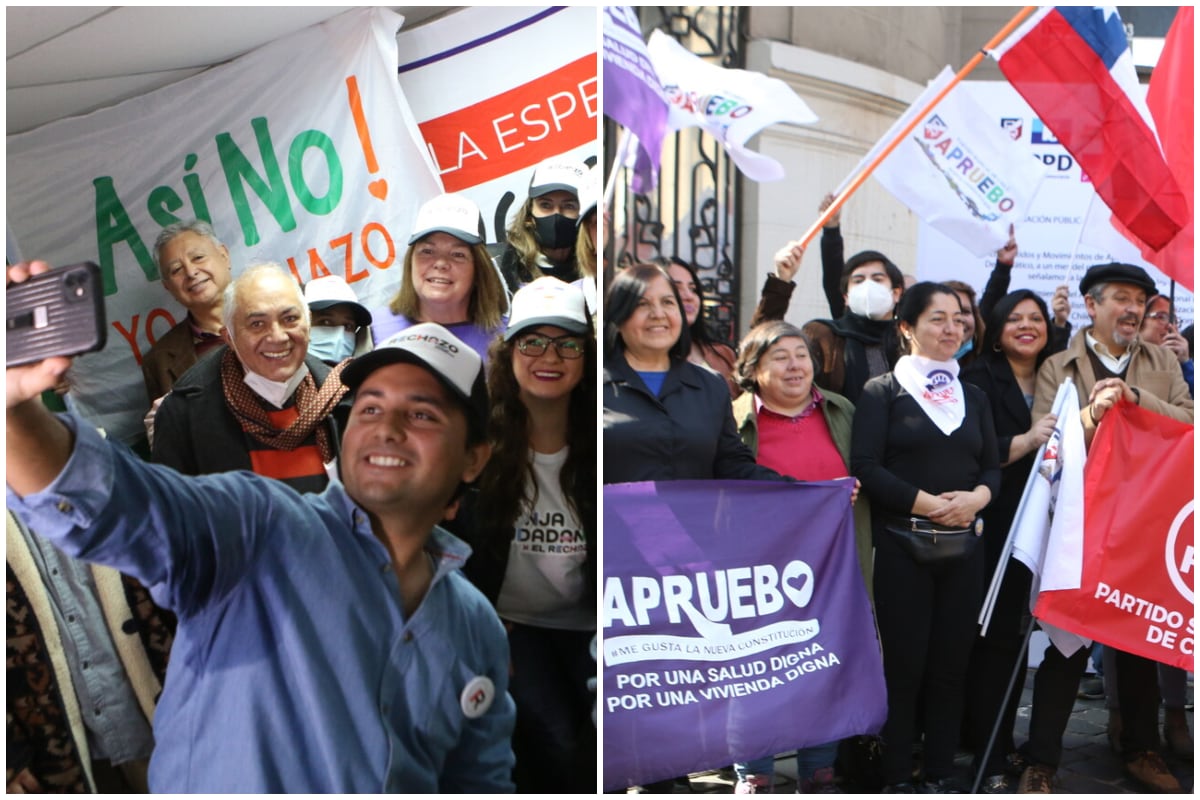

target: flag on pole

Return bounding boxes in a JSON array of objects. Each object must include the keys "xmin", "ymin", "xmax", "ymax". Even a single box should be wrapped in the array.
[
  {"xmin": 1033, "ymin": 401, "xmax": 1194, "ymax": 671},
  {"xmin": 990, "ymin": 6, "xmax": 1188, "ymax": 253},
  {"xmin": 868, "ymin": 66, "xmax": 1048, "ymax": 255},
  {"xmin": 1008, "ymin": 379, "xmax": 1090, "ymax": 657},
  {"xmin": 646, "ymin": 30, "xmax": 818, "ymax": 182},
  {"xmin": 602, "ymin": 7, "xmax": 669, "ymax": 193}
]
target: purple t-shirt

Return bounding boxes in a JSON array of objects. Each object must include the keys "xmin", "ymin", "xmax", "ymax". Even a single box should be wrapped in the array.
[{"xmin": 369, "ymin": 310, "xmax": 505, "ymax": 367}]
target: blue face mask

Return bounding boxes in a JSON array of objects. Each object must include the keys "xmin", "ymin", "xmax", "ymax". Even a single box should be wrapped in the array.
[
  {"xmin": 954, "ymin": 339, "xmax": 974, "ymax": 361},
  {"xmin": 308, "ymin": 326, "xmax": 356, "ymax": 363}
]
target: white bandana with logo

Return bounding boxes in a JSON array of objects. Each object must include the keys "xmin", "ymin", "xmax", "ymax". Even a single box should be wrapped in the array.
[{"xmin": 894, "ymin": 355, "xmax": 966, "ymax": 435}]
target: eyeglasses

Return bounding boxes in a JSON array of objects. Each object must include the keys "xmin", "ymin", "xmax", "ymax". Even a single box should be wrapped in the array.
[
  {"xmin": 515, "ymin": 333, "xmax": 585, "ymax": 359},
  {"xmin": 1145, "ymin": 311, "xmax": 1176, "ymax": 325}
]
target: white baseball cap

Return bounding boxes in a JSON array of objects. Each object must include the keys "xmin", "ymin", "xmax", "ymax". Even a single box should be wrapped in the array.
[
  {"xmin": 528, "ymin": 156, "xmax": 588, "ymax": 199},
  {"xmin": 340, "ymin": 322, "xmax": 488, "ymax": 433},
  {"xmin": 408, "ymin": 193, "xmax": 486, "ymax": 245},
  {"xmin": 504, "ymin": 277, "xmax": 590, "ymax": 341},
  {"xmin": 303, "ymin": 275, "xmax": 371, "ymax": 327}
]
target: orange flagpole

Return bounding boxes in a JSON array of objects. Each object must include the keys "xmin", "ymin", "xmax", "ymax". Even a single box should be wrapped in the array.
[{"xmin": 795, "ymin": 5, "xmax": 1039, "ymax": 249}]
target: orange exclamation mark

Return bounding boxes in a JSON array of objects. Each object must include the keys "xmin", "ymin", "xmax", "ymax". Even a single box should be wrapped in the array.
[{"xmin": 347, "ymin": 75, "xmax": 388, "ymax": 201}]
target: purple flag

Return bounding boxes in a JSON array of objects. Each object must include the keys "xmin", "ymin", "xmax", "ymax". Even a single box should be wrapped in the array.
[
  {"xmin": 602, "ymin": 6, "xmax": 668, "ymax": 193},
  {"xmin": 602, "ymin": 480, "xmax": 887, "ymax": 791}
]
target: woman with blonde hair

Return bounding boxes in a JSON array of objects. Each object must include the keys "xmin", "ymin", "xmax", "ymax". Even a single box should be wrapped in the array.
[
  {"xmin": 498, "ymin": 155, "xmax": 587, "ymax": 292},
  {"xmin": 371, "ymin": 193, "xmax": 508, "ymax": 362}
]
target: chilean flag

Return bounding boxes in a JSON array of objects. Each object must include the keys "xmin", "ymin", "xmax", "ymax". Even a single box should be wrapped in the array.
[{"xmin": 991, "ymin": 7, "xmax": 1189, "ymax": 254}]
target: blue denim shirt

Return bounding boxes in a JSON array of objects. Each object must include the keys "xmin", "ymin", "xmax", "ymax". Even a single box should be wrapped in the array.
[{"xmin": 7, "ymin": 414, "xmax": 515, "ymax": 793}]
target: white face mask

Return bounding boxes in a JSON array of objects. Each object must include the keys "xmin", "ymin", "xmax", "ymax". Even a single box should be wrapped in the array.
[
  {"xmin": 846, "ymin": 280, "xmax": 896, "ymax": 319},
  {"xmin": 242, "ymin": 362, "xmax": 310, "ymax": 409}
]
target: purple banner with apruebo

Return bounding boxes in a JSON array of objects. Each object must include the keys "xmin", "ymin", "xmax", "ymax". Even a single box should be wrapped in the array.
[
  {"xmin": 602, "ymin": 6, "xmax": 668, "ymax": 193},
  {"xmin": 602, "ymin": 480, "xmax": 887, "ymax": 791}
]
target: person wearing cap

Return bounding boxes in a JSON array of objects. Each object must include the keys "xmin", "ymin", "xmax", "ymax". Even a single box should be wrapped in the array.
[
  {"xmin": 141, "ymin": 220, "xmax": 235, "ymax": 407},
  {"xmin": 151, "ymin": 263, "xmax": 350, "ymax": 494},
  {"xmin": 5, "ymin": 259, "xmax": 516, "ymax": 793},
  {"xmin": 498, "ymin": 155, "xmax": 588, "ymax": 292},
  {"xmin": 453, "ymin": 277, "xmax": 596, "ymax": 793},
  {"xmin": 1014, "ymin": 262, "xmax": 1192, "ymax": 795},
  {"xmin": 304, "ymin": 275, "xmax": 373, "ymax": 365},
  {"xmin": 371, "ymin": 193, "xmax": 509, "ymax": 366}
]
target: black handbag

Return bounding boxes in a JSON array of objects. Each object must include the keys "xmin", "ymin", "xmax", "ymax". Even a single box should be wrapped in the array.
[{"xmin": 884, "ymin": 515, "xmax": 983, "ymax": 565}]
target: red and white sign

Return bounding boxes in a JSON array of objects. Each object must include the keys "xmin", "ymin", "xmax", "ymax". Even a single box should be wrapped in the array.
[{"xmin": 1034, "ymin": 400, "xmax": 1195, "ymax": 671}]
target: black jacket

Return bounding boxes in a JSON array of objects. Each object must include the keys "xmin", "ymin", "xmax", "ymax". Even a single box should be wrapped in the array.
[
  {"xmin": 152, "ymin": 347, "xmax": 348, "ymax": 494},
  {"xmin": 602, "ymin": 348, "xmax": 785, "ymax": 484}
]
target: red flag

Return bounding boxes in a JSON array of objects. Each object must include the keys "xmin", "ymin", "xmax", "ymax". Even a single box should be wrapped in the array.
[
  {"xmin": 1138, "ymin": 7, "xmax": 1193, "ymax": 290},
  {"xmin": 1033, "ymin": 400, "xmax": 1194, "ymax": 671}
]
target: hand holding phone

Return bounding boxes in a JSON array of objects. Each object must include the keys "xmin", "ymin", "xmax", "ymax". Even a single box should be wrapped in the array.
[{"xmin": 6, "ymin": 261, "xmax": 100, "ymax": 408}]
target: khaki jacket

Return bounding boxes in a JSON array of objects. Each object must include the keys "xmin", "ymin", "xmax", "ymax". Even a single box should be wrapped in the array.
[{"xmin": 1032, "ymin": 327, "xmax": 1193, "ymax": 440}]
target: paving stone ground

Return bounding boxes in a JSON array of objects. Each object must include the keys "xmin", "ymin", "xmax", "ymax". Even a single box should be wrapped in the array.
[{"xmin": 634, "ymin": 669, "xmax": 1193, "ymax": 794}]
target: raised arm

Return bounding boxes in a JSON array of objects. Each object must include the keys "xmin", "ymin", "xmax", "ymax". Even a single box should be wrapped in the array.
[{"xmin": 6, "ymin": 262, "xmax": 77, "ymax": 497}]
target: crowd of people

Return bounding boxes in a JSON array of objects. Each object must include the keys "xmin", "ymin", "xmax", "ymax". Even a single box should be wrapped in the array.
[
  {"xmin": 7, "ymin": 155, "xmax": 598, "ymax": 793},
  {"xmin": 6, "ymin": 161, "xmax": 1193, "ymax": 795},
  {"xmin": 602, "ymin": 200, "xmax": 1193, "ymax": 795}
]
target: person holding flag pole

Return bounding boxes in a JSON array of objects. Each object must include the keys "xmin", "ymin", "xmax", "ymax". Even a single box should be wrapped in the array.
[{"xmin": 1011, "ymin": 262, "xmax": 1192, "ymax": 794}]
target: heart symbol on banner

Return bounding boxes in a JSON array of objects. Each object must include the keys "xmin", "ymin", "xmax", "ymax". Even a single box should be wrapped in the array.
[{"xmin": 369, "ymin": 179, "xmax": 388, "ymax": 201}]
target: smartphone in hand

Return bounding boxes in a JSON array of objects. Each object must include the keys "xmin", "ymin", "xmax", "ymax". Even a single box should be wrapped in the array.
[{"xmin": 6, "ymin": 262, "xmax": 107, "ymax": 368}]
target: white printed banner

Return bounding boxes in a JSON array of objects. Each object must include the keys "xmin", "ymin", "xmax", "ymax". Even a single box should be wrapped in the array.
[{"xmin": 916, "ymin": 81, "xmax": 1194, "ymax": 329}]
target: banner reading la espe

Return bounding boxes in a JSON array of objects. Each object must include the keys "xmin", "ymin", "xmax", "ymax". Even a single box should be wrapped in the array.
[
  {"xmin": 603, "ymin": 480, "xmax": 886, "ymax": 791},
  {"xmin": 6, "ymin": 8, "xmax": 442, "ymax": 446},
  {"xmin": 395, "ymin": 6, "xmax": 598, "ymax": 243}
]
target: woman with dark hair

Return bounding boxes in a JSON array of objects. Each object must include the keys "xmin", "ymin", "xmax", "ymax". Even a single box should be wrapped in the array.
[
  {"xmin": 944, "ymin": 279, "xmax": 984, "ymax": 365},
  {"xmin": 603, "ymin": 263, "xmax": 782, "ymax": 485},
  {"xmin": 729, "ymin": 320, "xmax": 871, "ymax": 794},
  {"xmin": 459, "ymin": 277, "xmax": 596, "ymax": 793},
  {"xmin": 659, "ymin": 257, "xmax": 741, "ymax": 397},
  {"xmin": 959, "ymin": 288, "xmax": 1057, "ymax": 791},
  {"xmin": 851, "ymin": 282, "xmax": 1001, "ymax": 793},
  {"xmin": 371, "ymin": 193, "xmax": 508, "ymax": 362}
]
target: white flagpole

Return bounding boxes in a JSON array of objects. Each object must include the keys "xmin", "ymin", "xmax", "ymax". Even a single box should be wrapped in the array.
[
  {"xmin": 603, "ymin": 127, "xmax": 634, "ymax": 215},
  {"xmin": 977, "ymin": 378, "xmax": 1073, "ymax": 635}
]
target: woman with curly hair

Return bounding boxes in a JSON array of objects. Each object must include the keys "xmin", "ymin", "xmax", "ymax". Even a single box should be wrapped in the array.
[
  {"xmin": 498, "ymin": 156, "xmax": 587, "ymax": 292},
  {"xmin": 458, "ymin": 276, "xmax": 596, "ymax": 793}
]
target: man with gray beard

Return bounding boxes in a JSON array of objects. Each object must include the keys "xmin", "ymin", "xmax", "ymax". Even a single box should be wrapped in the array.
[{"xmin": 1015, "ymin": 262, "xmax": 1192, "ymax": 794}]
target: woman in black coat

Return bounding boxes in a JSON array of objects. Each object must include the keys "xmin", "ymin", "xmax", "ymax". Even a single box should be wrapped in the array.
[{"xmin": 960, "ymin": 289, "xmax": 1057, "ymax": 791}]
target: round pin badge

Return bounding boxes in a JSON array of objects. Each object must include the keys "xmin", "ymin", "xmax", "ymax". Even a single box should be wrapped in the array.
[
  {"xmin": 460, "ymin": 675, "xmax": 495, "ymax": 719},
  {"xmin": 974, "ymin": 518, "xmax": 985, "ymax": 536}
]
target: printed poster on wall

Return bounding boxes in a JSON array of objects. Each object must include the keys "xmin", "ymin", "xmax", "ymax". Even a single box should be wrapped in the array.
[{"xmin": 602, "ymin": 480, "xmax": 886, "ymax": 791}]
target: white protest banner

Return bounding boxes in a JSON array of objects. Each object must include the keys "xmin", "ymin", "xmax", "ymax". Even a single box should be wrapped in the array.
[
  {"xmin": 396, "ymin": 6, "xmax": 599, "ymax": 241},
  {"xmin": 6, "ymin": 8, "xmax": 442, "ymax": 445},
  {"xmin": 915, "ymin": 80, "xmax": 1194, "ymax": 329},
  {"xmin": 871, "ymin": 67, "xmax": 1048, "ymax": 256},
  {"xmin": 646, "ymin": 29, "xmax": 818, "ymax": 182}
]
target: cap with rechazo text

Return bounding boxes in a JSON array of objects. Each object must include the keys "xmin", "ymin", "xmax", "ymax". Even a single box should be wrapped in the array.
[
  {"xmin": 407, "ymin": 193, "xmax": 486, "ymax": 246},
  {"xmin": 505, "ymin": 277, "xmax": 590, "ymax": 341},
  {"xmin": 1078, "ymin": 262, "xmax": 1157, "ymax": 298},
  {"xmin": 340, "ymin": 322, "xmax": 488, "ymax": 433},
  {"xmin": 528, "ymin": 156, "xmax": 588, "ymax": 199},
  {"xmin": 303, "ymin": 275, "xmax": 372, "ymax": 328}
]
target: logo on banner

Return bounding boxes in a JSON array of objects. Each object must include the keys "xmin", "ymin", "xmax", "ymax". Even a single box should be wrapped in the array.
[
  {"xmin": 911, "ymin": 113, "xmax": 1018, "ymax": 222},
  {"xmin": 603, "ymin": 559, "xmax": 822, "ymax": 666},
  {"xmin": 1000, "ymin": 117, "xmax": 1023, "ymax": 140},
  {"xmin": 1030, "ymin": 118, "xmax": 1059, "ymax": 145},
  {"xmin": 661, "ymin": 85, "xmax": 753, "ymax": 135},
  {"xmin": 1166, "ymin": 500, "xmax": 1194, "ymax": 604}
]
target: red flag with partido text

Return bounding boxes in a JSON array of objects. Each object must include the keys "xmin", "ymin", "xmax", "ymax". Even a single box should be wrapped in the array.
[{"xmin": 1033, "ymin": 400, "xmax": 1194, "ymax": 671}]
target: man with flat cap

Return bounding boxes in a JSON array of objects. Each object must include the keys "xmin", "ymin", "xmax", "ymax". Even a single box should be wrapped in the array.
[
  {"xmin": 1014, "ymin": 262, "xmax": 1192, "ymax": 794},
  {"xmin": 6, "ymin": 258, "xmax": 515, "ymax": 793}
]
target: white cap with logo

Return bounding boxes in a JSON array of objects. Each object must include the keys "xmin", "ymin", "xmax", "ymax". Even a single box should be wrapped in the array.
[
  {"xmin": 504, "ymin": 277, "xmax": 590, "ymax": 341},
  {"xmin": 408, "ymin": 193, "xmax": 486, "ymax": 245}
]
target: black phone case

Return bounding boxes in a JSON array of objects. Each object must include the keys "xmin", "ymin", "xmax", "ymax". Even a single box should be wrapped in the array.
[{"xmin": 6, "ymin": 262, "xmax": 107, "ymax": 367}]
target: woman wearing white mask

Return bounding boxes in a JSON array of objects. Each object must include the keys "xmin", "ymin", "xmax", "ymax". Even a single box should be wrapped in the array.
[
  {"xmin": 850, "ymin": 282, "xmax": 1001, "ymax": 793},
  {"xmin": 303, "ymin": 275, "xmax": 373, "ymax": 365}
]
